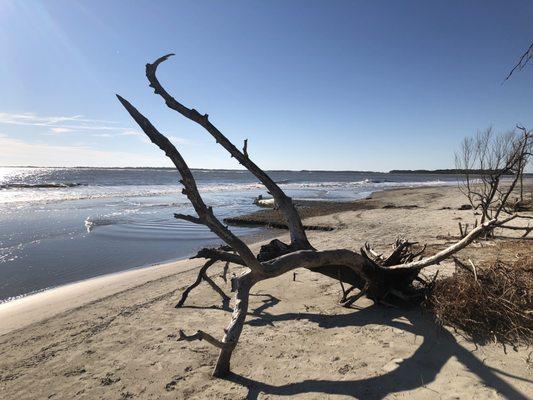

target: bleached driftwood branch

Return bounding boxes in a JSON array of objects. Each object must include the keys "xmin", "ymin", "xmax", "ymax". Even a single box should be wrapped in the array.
[{"xmin": 117, "ymin": 55, "xmax": 521, "ymax": 377}]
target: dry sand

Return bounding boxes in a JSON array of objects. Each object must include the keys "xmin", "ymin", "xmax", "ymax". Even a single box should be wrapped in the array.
[{"xmin": 0, "ymin": 185, "xmax": 532, "ymax": 399}]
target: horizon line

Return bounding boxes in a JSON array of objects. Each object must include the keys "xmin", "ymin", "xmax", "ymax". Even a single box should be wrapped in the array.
[{"xmin": 3, "ymin": 165, "xmax": 527, "ymax": 175}]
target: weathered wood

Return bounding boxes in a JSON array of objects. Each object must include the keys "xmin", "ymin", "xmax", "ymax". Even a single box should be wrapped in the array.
[
  {"xmin": 116, "ymin": 55, "xmax": 524, "ymax": 377},
  {"xmin": 386, "ymin": 215, "xmax": 517, "ymax": 271},
  {"xmin": 213, "ymin": 271, "xmax": 254, "ymax": 376},
  {"xmin": 117, "ymin": 95, "xmax": 262, "ymax": 273},
  {"xmin": 145, "ymin": 54, "xmax": 312, "ymax": 250},
  {"xmin": 178, "ymin": 329, "xmax": 230, "ymax": 349}
]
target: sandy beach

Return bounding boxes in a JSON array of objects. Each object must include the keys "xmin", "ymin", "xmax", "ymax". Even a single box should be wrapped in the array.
[{"xmin": 1, "ymin": 185, "xmax": 531, "ymax": 399}]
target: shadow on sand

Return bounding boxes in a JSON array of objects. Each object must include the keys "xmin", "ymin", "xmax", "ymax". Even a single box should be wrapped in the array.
[{"xmin": 219, "ymin": 297, "xmax": 530, "ymax": 400}]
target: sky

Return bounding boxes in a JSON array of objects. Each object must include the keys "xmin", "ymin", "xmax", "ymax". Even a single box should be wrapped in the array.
[{"xmin": 0, "ymin": 0, "xmax": 532, "ymax": 171}]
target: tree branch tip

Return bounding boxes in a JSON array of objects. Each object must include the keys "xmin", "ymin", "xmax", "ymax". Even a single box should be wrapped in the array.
[
  {"xmin": 149, "ymin": 53, "xmax": 175, "ymax": 68},
  {"xmin": 115, "ymin": 94, "xmax": 130, "ymax": 106},
  {"xmin": 176, "ymin": 329, "xmax": 189, "ymax": 341}
]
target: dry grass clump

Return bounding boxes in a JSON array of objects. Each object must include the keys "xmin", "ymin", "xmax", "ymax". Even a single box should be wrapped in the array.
[{"xmin": 425, "ymin": 255, "xmax": 532, "ymax": 346}]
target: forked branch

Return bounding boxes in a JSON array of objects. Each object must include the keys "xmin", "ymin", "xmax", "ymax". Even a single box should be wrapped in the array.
[{"xmin": 145, "ymin": 54, "xmax": 312, "ymax": 250}]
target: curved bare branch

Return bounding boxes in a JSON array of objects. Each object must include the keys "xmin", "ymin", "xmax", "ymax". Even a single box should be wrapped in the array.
[
  {"xmin": 177, "ymin": 329, "xmax": 230, "ymax": 349},
  {"xmin": 145, "ymin": 54, "xmax": 312, "ymax": 250},
  {"xmin": 387, "ymin": 215, "xmax": 517, "ymax": 270},
  {"xmin": 505, "ymin": 41, "xmax": 533, "ymax": 81}
]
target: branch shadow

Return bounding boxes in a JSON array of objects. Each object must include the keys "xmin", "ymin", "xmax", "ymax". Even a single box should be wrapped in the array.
[
  {"xmin": 179, "ymin": 304, "xmax": 233, "ymax": 312},
  {"xmin": 225, "ymin": 304, "xmax": 529, "ymax": 399},
  {"xmin": 178, "ymin": 293, "xmax": 280, "ymax": 315},
  {"xmin": 249, "ymin": 293, "xmax": 280, "ymax": 316}
]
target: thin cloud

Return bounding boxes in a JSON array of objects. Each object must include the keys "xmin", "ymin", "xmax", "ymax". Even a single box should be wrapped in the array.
[
  {"xmin": 0, "ymin": 112, "xmax": 117, "ymax": 128},
  {"xmin": 0, "ymin": 133, "xmax": 168, "ymax": 167},
  {"xmin": 168, "ymin": 135, "xmax": 191, "ymax": 145},
  {"xmin": 50, "ymin": 127, "xmax": 74, "ymax": 134},
  {"xmin": 0, "ymin": 112, "xmax": 191, "ymax": 144},
  {"xmin": 0, "ymin": 112, "xmax": 125, "ymax": 137},
  {"xmin": 119, "ymin": 129, "xmax": 143, "ymax": 136}
]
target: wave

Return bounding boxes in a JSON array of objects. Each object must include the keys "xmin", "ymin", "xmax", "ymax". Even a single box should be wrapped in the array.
[
  {"xmin": 0, "ymin": 182, "xmax": 86, "ymax": 189},
  {"xmin": 83, "ymin": 201, "xmax": 192, "ymax": 232},
  {"xmin": 0, "ymin": 178, "xmax": 458, "ymax": 207},
  {"xmin": 84, "ymin": 206, "xmax": 152, "ymax": 232},
  {"xmin": 0, "ymin": 185, "xmax": 182, "ymax": 206},
  {"xmin": 0, "ymin": 286, "xmax": 53, "ymax": 305}
]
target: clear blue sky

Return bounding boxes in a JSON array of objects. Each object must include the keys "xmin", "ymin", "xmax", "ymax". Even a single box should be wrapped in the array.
[{"xmin": 1, "ymin": 0, "xmax": 532, "ymax": 170}]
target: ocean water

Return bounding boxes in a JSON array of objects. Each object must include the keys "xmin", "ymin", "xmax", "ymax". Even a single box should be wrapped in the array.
[{"xmin": 0, "ymin": 167, "xmax": 459, "ymax": 302}]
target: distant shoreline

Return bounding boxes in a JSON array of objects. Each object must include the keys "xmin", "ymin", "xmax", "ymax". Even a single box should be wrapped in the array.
[
  {"xmin": 3, "ymin": 165, "xmax": 531, "ymax": 176},
  {"xmin": 389, "ymin": 169, "xmax": 533, "ymax": 176}
]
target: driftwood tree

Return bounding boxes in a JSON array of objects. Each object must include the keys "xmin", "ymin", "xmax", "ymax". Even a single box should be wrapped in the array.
[
  {"xmin": 455, "ymin": 127, "xmax": 532, "ymax": 237},
  {"xmin": 117, "ymin": 54, "xmax": 519, "ymax": 377}
]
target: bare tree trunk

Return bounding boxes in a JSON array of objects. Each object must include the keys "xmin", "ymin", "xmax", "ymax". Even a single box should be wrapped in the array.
[{"xmin": 213, "ymin": 273, "xmax": 253, "ymax": 376}]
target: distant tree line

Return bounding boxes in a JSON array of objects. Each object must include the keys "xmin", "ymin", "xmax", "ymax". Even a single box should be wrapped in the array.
[{"xmin": 388, "ymin": 169, "xmax": 522, "ymax": 175}]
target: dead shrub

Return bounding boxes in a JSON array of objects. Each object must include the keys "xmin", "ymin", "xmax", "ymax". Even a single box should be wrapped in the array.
[{"xmin": 425, "ymin": 256, "xmax": 532, "ymax": 346}]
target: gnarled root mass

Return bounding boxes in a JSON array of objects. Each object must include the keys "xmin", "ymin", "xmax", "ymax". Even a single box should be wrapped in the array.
[{"xmin": 117, "ymin": 54, "xmax": 523, "ymax": 377}]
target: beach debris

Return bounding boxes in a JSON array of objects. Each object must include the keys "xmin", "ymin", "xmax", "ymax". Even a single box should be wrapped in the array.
[
  {"xmin": 100, "ymin": 373, "xmax": 121, "ymax": 386},
  {"xmin": 63, "ymin": 367, "xmax": 86, "ymax": 377},
  {"xmin": 426, "ymin": 256, "xmax": 532, "ymax": 346},
  {"xmin": 164, "ymin": 375, "xmax": 184, "ymax": 391},
  {"xmin": 338, "ymin": 364, "xmax": 352, "ymax": 375},
  {"xmin": 382, "ymin": 204, "xmax": 418, "ymax": 209},
  {"xmin": 458, "ymin": 222, "xmax": 470, "ymax": 238},
  {"xmin": 117, "ymin": 53, "xmax": 528, "ymax": 378},
  {"xmin": 253, "ymin": 196, "xmax": 276, "ymax": 208},
  {"xmin": 223, "ymin": 216, "xmax": 334, "ymax": 231}
]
